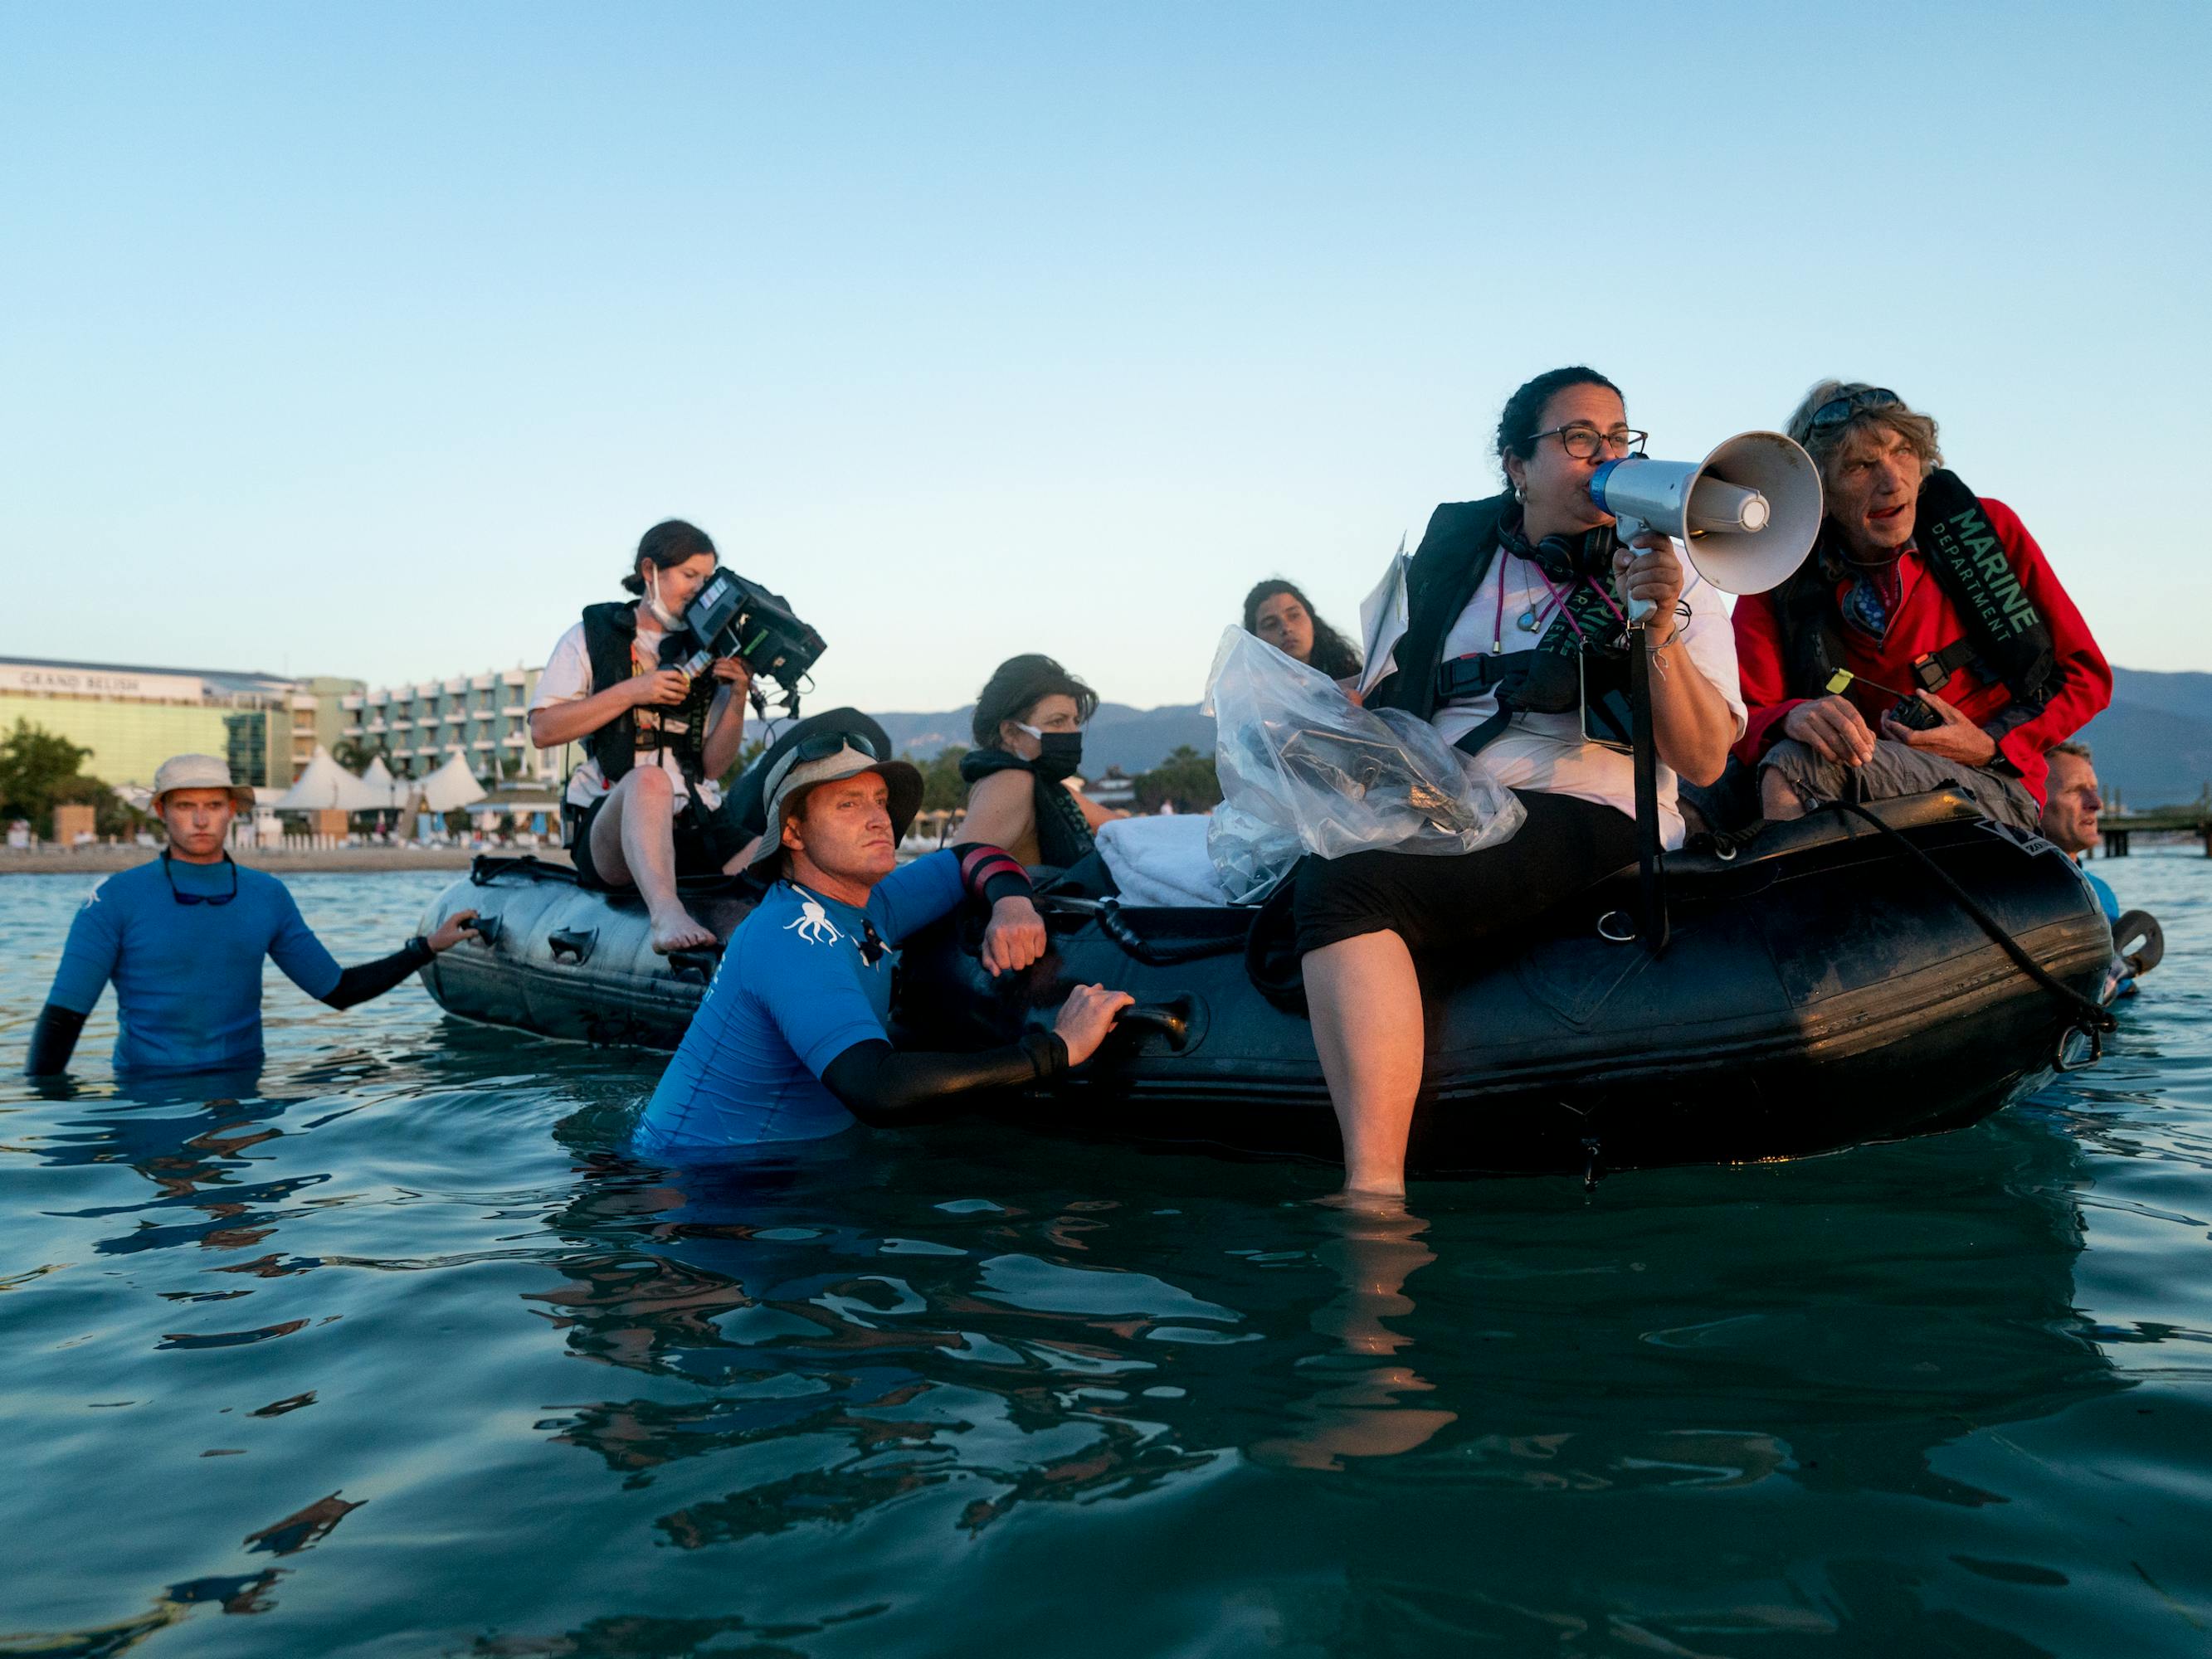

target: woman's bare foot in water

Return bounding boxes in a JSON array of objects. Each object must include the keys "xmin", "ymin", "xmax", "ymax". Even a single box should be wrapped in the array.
[{"xmin": 649, "ymin": 908, "xmax": 717, "ymax": 955}]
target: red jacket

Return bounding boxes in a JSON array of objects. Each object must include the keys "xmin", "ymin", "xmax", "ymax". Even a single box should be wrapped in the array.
[{"xmin": 1732, "ymin": 497, "xmax": 2109, "ymax": 805}]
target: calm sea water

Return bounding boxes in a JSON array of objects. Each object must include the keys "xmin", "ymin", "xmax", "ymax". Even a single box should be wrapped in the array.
[{"xmin": 1, "ymin": 859, "xmax": 2207, "ymax": 1657}]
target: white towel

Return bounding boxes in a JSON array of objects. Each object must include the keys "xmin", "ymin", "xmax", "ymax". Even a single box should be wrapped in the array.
[{"xmin": 1095, "ymin": 815, "xmax": 1233, "ymax": 907}]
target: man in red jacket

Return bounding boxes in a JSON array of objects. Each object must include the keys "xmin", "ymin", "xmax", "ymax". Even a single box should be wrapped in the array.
[{"xmin": 1732, "ymin": 382, "xmax": 2109, "ymax": 830}]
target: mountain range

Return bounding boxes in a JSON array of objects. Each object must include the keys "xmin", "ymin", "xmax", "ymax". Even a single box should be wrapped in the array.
[{"xmin": 874, "ymin": 666, "xmax": 2212, "ymax": 808}]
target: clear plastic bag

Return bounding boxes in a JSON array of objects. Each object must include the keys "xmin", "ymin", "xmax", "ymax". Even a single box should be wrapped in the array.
[{"xmin": 1201, "ymin": 626, "xmax": 1525, "ymax": 903}]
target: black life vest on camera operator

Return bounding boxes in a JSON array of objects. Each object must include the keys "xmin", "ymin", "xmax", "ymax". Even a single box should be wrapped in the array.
[
  {"xmin": 1767, "ymin": 468, "xmax": 2057, "ymax": 713},
  {"xmin": 1367, "ymin": 494, "xmax": 1632, "ymax": 754},
  {"xmin": 578, "ymin": 601, "xmax": 722, "ymax": 805}
]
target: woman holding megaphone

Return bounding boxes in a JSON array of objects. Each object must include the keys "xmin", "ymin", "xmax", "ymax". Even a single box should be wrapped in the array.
[{"xmin": 1296, "ymin": 366, "xmax": 1745, "ymax": 1200}]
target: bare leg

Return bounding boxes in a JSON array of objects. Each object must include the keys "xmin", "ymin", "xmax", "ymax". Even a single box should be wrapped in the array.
[
  {"xmin": 1760, "ymin": 767, "xmax": 1808, "ymax": 822},
  {"xmin": 587, "ymin": 768, "xmax": 716, "ymax": 953},
  {"xmin": 1303, "ymin": 928, "xmax": 1425, "ymax": 1199},
  {"xmin": 722, "ymin": 833, "xmax": 761, "ymax": 874}
]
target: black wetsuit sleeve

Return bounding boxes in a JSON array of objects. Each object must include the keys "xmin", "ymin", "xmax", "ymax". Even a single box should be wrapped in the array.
[
  {"xmin": 26, "ymin": 1003, "xmax": 88, "ymax": 1077},
  {"xmin": 819, "ymin": 1032, "xmax": 1068, "ymax": 1126},
  {"xmin": 322, "ymin": 938, "xmax": 436, "ymax": 1010}
]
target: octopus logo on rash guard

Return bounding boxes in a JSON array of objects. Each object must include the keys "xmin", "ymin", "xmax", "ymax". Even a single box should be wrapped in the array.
[{"xmin": 784, "ymin": 897, "xmax": 843, "ymax": 947}]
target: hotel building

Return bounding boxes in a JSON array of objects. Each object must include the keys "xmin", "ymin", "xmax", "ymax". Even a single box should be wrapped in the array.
[
  {"xmin": 0, "ymin": 655, "xmax": 360, "ymax": 790},
  {"xmin": 339, "ymin": 667, "xmax": 571, "ymax": 786}
]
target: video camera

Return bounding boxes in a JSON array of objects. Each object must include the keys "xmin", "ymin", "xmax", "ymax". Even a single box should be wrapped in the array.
[{"xmin": 666, "ymin": 568, "xmax": 828, "ymax": 716}]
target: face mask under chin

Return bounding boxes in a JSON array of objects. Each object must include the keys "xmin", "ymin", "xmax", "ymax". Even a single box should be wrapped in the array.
[{"xmin": 642, "ymin": 570, "xmax": 686, "ymax": 630}]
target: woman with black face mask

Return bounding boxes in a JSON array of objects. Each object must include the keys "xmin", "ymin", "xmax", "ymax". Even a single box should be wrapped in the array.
[{"xmin": 957, "ymin": 654, "xmax": 1126, "ymax": 869}]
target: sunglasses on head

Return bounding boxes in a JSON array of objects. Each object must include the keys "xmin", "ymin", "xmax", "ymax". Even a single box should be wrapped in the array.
[
  {"xmin": 161, "ymin": 850, "xmax": 240, "ymax": 906},
  {"xmin": 788, "ymin": 729, "xmax": 879, "ymax": 766},
  {"xmin": 1808, "ymin": 387, "xmax": 1901, "ymax": 429}
]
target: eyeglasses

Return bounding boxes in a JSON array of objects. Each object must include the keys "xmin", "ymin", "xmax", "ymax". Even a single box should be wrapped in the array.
[
  {"xmin": 1808, "ymin": 387, "xmax": 1901, "ymax": 430},
  {"xmin": 1523, "ymin": 424, "xmax": 1647, "ymax": 461},
  {"xmin": 161, "ymin": 850, "xmax": 239, "ymax": 907}
]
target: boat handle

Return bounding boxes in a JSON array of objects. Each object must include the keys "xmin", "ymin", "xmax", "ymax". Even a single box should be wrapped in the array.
[
  {"xmin": 1118, "ymin": 1000, "xmax": 1192, "ymax": 1052},
  {"xmin": 2053, "ymin": 1020, "xmax": 2103, "ymax": 1073},
  {"xmin": 665, "ymin": 945, "xmax": 722, "ymax": 984},
  {"xmin": 548, "ymin": 927, "xmax": 597, "ymax": 966},
  {"xmin": 1596, "ymin": 910, "xmax": 1638, "ymax": 944},
  {"xmin": 469, "ymin": 913, "xmax": 503, "ymax": 947}
]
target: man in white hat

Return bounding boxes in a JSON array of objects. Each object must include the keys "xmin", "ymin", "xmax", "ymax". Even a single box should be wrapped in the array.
[
  {"xmin": 25, "ymin": 754, "xmax": 482, "ymax": 1078},
  {"xmin": 636, "ymin": 734, "xmax": 1133, "ymax": 1155}
]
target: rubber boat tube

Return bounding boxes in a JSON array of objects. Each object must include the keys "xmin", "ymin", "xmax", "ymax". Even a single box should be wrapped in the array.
[{"xmin": 417, "ymin": 788, "xmax": 2115, "ymax": 1176}]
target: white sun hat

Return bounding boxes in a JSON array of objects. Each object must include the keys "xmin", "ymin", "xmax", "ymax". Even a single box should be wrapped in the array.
[{"xmin": 150, "ymin": 753, "xmax": 256, "ymax": 811}]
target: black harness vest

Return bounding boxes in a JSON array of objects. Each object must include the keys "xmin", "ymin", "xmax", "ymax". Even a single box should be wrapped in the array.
[
  {"xmin": 1368, "ymin": 494, "xmax": 1628, "ymax": 753},
  {"xmin": 578, "ymin": 601, "xmax": 719, "ymax": 795}
]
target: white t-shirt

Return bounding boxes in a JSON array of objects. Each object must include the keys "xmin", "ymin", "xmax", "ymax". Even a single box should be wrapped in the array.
[
  {"xmin": 531, "ymin": 620, "xmax": 732, "ymax": 811},
  {"xmin": 1429, "ymin": 544, "xmax": 1746, "ymax": 850}
]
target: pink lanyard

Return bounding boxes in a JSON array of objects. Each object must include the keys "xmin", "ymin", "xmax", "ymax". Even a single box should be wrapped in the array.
[{"xmin": 1491, "ymin": 558, "xmax": 1624, "ymax": 653}]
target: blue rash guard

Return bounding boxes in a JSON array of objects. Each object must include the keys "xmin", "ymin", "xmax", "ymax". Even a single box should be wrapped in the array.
[
  {"xmin": 636, "ymin": 851, "xmax": 968, "ymax": 1155},
  {"xmin": 2083, "ymin": 866, "xmax": 2120, "ymax": 925},
  {"xmin": 44, "ymin": 857, "xmax": 343, "ymax": 1075}
]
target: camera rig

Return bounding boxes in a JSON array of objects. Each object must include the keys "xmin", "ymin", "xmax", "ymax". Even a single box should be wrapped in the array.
[{"xmin": 668, "ymin": 568, "xmax": 828, "ymax": 718}]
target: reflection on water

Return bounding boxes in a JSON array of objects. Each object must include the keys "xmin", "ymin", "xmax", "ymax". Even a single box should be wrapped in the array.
[{"xmin": 2, "ymin": 863, "xmax": 2210, "ymax": 1655}]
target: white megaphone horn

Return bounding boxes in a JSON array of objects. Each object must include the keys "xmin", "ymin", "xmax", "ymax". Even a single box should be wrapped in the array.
[{"xmin": 1588, "ymin": 431, "xmax": 1824, "ymax": 625}]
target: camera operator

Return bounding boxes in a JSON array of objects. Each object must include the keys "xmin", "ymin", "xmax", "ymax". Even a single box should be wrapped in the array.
[{"xmin": 529, "ymin": 519, "xmax": 754, "ymax": 954}]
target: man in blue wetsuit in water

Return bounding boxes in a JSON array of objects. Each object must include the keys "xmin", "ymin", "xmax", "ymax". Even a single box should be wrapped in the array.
[
  {"xmin": 24, "ymin": 753, "xmax": 483, "ymax": 1078},
  {"xmin": 636, "ymin": 735, "xmax": 1132, "ymax": 1157}
]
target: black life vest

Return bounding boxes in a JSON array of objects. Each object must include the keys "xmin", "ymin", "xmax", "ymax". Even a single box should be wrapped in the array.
[
  {"xmin": 1770, "ymin": 469, "xmax": 2056, "ymax": 710},
  {"xmin": 578, "ymin": 601, "xmax": 720, "ymax": 793},
  {"xmin": 957, "ymin": 747, "xmax": 1095, "ymax": 868},
  {"xmin": 1367, "ymin": 493, "xmax": 1628, "ymax": 753}
]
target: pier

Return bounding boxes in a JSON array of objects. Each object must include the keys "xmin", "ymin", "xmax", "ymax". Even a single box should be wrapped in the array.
[{"xmin": 2101, "ymin": 802, "xmax": 2212, "ymax": 857}]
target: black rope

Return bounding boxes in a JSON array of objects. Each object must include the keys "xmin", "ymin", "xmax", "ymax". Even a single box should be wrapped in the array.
[
  {"xmin": 1827, "ymin": 797, "xmax": 2115, "ymax": 1034},
  {"xmin": 1094, "ymin": 899, "xmax": 1248, "ymax": 966}
]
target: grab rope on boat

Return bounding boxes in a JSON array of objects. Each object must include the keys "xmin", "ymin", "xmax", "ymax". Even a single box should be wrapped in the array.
[{"xmin": 1825, "ymin": 796, "xmax": 2116, "ymax": 1038}]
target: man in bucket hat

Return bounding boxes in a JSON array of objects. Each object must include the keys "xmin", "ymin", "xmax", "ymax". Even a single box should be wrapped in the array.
[
  {"xmin": 24, "ymin": 754, "xmax": 483, "ymax": 1078},
  {"xmin": 635, "ymin": 732, "xmax": 1133, "ymax": 1155}
]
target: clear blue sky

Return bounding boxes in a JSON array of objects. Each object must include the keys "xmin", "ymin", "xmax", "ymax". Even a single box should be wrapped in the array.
[{"xmin": 2, "ymin": 2, "xmax": 2200, "ymax": 714}]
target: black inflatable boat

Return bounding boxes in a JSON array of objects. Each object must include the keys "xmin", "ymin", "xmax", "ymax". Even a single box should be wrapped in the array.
[{"xmin": 417, "ymin": 788, "xmax": 2116, "ymax": 1176}]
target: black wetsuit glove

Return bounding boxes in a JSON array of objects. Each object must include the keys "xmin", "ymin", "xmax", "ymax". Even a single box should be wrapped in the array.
[
  {"xmin": 322, "ymin": 937, "xmax": 437, "ymax": 1010},
  {"xmin": 819, "ymin": 1031, "xmax": 1068, "ymax": 1127},
  {"xmin": 26, "ymin": 1004, "xmax": 88, "ymax": 1077}
]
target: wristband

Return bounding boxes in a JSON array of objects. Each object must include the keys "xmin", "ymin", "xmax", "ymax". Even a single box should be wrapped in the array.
[{"xmin": 957, "ymin": 844, "xmax": 1034, "ymax": 908}]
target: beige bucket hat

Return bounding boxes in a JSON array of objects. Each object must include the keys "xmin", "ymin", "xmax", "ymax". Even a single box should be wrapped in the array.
[
  {"xmin": 151, "ymin": 753, "xmax": 256, "ymax": 811},
  {"xmin": 753, "ymin": 740, "xmax": 924, "ymax": 870}
]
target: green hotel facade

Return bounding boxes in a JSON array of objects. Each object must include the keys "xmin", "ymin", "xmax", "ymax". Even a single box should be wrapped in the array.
[{"xmin": 0, "ymin": 656, "xmax": 363, "ymax": 792}]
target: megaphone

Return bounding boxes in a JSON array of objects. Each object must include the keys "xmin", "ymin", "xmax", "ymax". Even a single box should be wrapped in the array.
[{"xmin": 1589, "ymin": 431, "xmax": 1824, "ymax": 625}]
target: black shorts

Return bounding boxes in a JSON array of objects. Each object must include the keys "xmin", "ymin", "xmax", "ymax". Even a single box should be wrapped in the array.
[
  {"xmin": 570, "ymin": 789, "xmax": 750, "ymax": 890},
  {"xmin": 1292, "ymin": 790, "xmax": 1638, "ymax": 958}
]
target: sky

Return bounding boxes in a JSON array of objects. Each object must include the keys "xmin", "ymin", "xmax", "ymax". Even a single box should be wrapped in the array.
[{"xmin": 2, "ymin": 2, "xmax": 2202, "ymax": 715}]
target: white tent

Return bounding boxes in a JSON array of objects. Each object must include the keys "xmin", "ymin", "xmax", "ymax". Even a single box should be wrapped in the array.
[
  {"xmin": 418, "ymin": 752, "xmax": 488, "ymax": 813},
  {"xmin": 361, "ymin": 754, "xmax": 412, "ymax": 809},
  {"xmin": 273, "ymin": 747, "xmax": 386, "ymax": 813}
]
